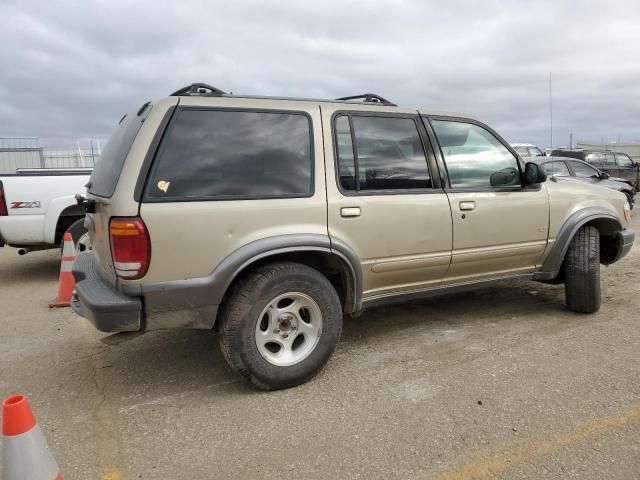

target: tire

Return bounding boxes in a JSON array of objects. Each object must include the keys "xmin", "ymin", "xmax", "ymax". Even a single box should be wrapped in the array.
[
  {"xmin": 219, "ymin": 261, "xmax": 343, "ymax": 390},
  {"xmin": 62, "ymin": 218, "xmax": 89, "ymax": 253},
  {"xmin": 624, "ymin": 191, "xmax": 634, "ymax": 210},
  {"xmin": 564, "ymin": 225, "xmax": 601, "ymax": 313}
]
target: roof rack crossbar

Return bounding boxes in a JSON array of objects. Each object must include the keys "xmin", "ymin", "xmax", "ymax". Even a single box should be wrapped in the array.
[
  {"xmin": 170, "ymin": 83, "xmax": 227, "ymax": 97},
  {"xmin": 336, "ymin": 93, "xmax": 396, "ymax": 106}
]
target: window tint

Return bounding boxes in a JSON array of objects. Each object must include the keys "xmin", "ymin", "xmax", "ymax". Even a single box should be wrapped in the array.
[
  {"xmin": 335, "ymin": 115, "xmax": 431, "ymax": 192},
  {"xmin": 147, "ymin": 109, "xmax": 312, "ymax": 200},
  {"xmin": 88, "ymin": 108, "xmax": 148, "ymax": 198},
  {"xmin": 616, "ymin": 153, "xmax": 634, "ymax": 167},
  {"xmin": 335, "ymin": 116, "xmax": 356, "ymax": 190},
  {"xmin": 543, "ymin": 161, "xmax": 570, "ymax": 177},
  {"xmin": 432, "ymin": 120, "xmax": 521, "ymax": 188},
  {"xmin": 570, "ymin": 161, "xmax": 599, "ymax": 178}
]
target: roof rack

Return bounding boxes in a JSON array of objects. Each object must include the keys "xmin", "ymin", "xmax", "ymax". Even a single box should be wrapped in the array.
[
  {"xmin": 336, "ymin": 93, "xmax": 396, "ymax": 106},
  {"xmin": 170, "ymin": 83, "xmax": 227, "ymax": 97}
]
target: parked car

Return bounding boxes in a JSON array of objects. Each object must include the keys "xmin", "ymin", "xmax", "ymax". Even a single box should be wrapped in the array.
[
  {"xmin": 0, "ymin": 168, "xmax": 91, "ymax": 254},
  {"xmin": 529, "ymin": 157, "xmax": 635, "ymax": 208},
  {"xmin": 511, "ymin": 143, "xmax": 546, "ymax": 157},
  {"xmin": 72, "ymin": 83, "xmax": 634, "ymax": 390},
  {"xmin": 551, "ymin": 148, "xmax": 640, "ymax": 191}
]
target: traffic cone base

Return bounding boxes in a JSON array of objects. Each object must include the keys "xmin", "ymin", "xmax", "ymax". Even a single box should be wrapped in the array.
[
  {"xmin": 49, "ymin": 232, "xmax": 76, "ymax": 308},
  {"xmin": 2, "ymin": 395, "xmax": 63, "ymax": 480}
]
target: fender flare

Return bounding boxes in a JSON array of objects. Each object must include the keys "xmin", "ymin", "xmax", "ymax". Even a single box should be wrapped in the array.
[
  {"xmin": 535, "ymin": 207, "xmax": 622, "ymax": 280},
  {"xmin": 125, "ymin": 234, "xmax": 363, "ymax": 317}
]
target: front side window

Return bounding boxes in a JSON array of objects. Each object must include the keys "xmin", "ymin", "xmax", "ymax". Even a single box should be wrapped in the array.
[
  {"xmin": 146, "ymin": 109, "xmax": 313, "ymax": 200},
  {"xmin": 570, "ymin": 161, "xmax": 599, "ymax": 178},
  {"xmin": 543, "ymin": 161, "xmax": 570, "ymax": 177},
  {"xmin": 616, "ymin": 153, "xmax": 634, "ymax": 167},
  {"xmin": 334, "ymin": 115, "xmax": 431, "ymax": 192},
  {"xmin": 432, "ymin": 120, "xmax": 521, "ymax": 188}
]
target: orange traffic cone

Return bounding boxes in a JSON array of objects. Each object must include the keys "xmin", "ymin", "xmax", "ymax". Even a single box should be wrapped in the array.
[
  {"xmin": 49, "ymin": 232, "xmax": 76, "ymax": 308},
  {"xmin": 2, "ymin": 395, "xmax": 63, "ymax": 480}
]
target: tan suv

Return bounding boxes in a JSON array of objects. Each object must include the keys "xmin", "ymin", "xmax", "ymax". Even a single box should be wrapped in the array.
[{"xmin": 73, "ymin": 83, "xmax": 635, "ymax": 390}]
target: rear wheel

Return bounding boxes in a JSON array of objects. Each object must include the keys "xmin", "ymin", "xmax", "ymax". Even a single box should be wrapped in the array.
[
  {"xmin": 63, "ymin": 218, "xmax": 90, "ymax": 253},
  {"xmin": 219, "ymin": 262, "xmax": 343, "ymax": 390},
  {"xmin": 564, "ymin": 225, "xmax": 601, "ymax": 313}
]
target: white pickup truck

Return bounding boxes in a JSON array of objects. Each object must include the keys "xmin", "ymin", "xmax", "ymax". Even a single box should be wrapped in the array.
[{"xmin": 0, "ymin": 168, "xmax": 91, "ymax": 254}]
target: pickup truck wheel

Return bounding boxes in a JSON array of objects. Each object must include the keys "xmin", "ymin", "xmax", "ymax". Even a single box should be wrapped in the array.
[
  {"xmin": 219, "ymin": 262, "xmax": 343, "ymax": 390},
  {"xmin": 624, "ymin": 192, "xmax": 634, "ymax": 210},
  {"xmin": 564, "ymin": 225, "xmax": 601, "ymax": 313},
  {"xmin": 63, "ymin": 219, "xmax": 90, "ymax": 253}
]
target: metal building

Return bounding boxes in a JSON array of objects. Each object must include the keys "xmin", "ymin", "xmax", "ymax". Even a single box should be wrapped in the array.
[
  {"xmin": 0, "ymin": 137, "xmax": 44, "ymax": 173},
  {"xmin": 0, "ymin": 137, "xmax": 99, "ymax": 173}
]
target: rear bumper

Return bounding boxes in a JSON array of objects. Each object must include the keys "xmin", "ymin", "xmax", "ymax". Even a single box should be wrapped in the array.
[
  {"xmin": 614, "ymin": 227, "xmax": 635, "ymax": 262},
  {"xmin": 71, "ymin": 252, "xmax": 142, "ymax": 333}
]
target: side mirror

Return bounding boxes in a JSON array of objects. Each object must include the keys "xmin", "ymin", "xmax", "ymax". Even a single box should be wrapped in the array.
[
  {"xmin": 599, "ymin": 172, "xmax": 610, "ymax": 180},
  {"xmin": 524, "ymin": 162, "xmax": 547, "ymax": 185}
]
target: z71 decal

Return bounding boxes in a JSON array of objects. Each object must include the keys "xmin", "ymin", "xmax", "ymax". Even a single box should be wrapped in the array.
[{"xmin": 10, "ymin": 201, "xmax": 41, "ymax": 209}]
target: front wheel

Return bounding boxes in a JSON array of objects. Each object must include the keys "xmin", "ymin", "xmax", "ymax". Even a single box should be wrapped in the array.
[
  {"xmin": 564, "ymin": 225, "xmax": 601, "ymax": 313},
  {"xmin": 219, "ymin": 262, "xmax": 343, "ymax": 390}
]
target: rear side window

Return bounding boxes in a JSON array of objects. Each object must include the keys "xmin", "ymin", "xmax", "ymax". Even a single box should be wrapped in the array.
[
  {"xmin": 585, "ymin": 152, "xmax": 602, "ymax": 165},
  {"xmin": 146, "ymin": 108, "xmax": 313, "ymax": 200},
  {"xmin": 432, "ymin": 120, "xmax": 521, "ymax": 188},
  {"xmin": 334, "ymin": 114, "xmax": 431, "ymax": 192},
  {"xmin": 88, "ymin": 108, "xmax": 149, "ymax": 198}
]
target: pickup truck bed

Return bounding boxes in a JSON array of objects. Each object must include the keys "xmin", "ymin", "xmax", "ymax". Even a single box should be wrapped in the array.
[{"xmin": 0, "ymin": 168, "xmax": 91, "ymax": 251}]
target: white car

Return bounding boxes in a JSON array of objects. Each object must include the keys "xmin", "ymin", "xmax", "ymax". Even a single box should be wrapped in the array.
[
  {"xmin": 0, "ymin": 168, "xmax": 91, "ymax": 254},
  {"xmin": 511, "ymin": 143, "xmax": 546, "ymax": 157}
]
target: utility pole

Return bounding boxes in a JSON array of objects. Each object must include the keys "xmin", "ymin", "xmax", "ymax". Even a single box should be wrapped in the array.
[
  {"xmin": 549, "ymin": 72, "xmax": 553, "ymax": 150},
  {"xmin": 569, "ymin": 133, "xmax": 573, "ymax": 149}
]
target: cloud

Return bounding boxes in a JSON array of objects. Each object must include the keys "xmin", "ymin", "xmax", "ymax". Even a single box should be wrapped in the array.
[{"xmin": 1, "ymin": 0, "xmax": 639, "ymax": 148}]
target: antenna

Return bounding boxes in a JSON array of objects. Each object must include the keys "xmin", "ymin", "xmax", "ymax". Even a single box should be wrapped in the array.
[{"xmin": 549, "ymin": 72, "xmax": 553, "ymax": 150}]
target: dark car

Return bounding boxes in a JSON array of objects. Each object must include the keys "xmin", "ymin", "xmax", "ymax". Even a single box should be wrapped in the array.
[
  {"xmin": 531, "ymin": 156, "xmax": 635, "ymax": 207},
  {"xmin": 551, "ymin": 149, "xmax": 639, "ymax": 191}
]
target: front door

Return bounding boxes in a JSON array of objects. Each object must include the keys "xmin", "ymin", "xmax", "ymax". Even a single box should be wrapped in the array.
[
  {"xmin": 427, "ymin": 118, "xmax": 550, "ymax": 283},
  {"xmin": 323, "ymin": 107, "xmax": 453, "ymax": 299}
]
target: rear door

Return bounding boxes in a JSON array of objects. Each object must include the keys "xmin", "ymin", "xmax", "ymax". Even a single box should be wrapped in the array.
[
  {"xmin": 614, "ymin": 153, "xmax": 639, "ymax": 187},
  {"xmin": 323, "ymin": 106, "xmax": 453, "ymax": 299},
  {"xmin": 602, "ymin": 152, "xmax": 618, "ymax": 177},
  {"xmin": 427, "ymin": 117, "xmax": 549, "ymax": 283}
]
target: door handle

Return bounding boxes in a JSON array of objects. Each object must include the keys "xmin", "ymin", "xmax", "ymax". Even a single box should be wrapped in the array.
[
  {"xmin": 459, "ymin": 201, "xmax": 476, "ymax": 211},
  {"xmin": 341, "ymin": 207, "xmax": 361, "ymax": 218}
]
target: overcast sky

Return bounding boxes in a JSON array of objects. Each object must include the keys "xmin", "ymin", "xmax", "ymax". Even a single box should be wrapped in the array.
[{"xmin": 1, "ymin": 0, "xmax": 639, "ymax": 149}]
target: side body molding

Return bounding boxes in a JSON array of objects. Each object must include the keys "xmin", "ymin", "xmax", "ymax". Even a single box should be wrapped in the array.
[
  {"xmin": 534, "ymin": 207, "xmax": 622, "ymax": 280},
  {"xmin": 121, "ymin": 234, "xmax": 363, "ymax": 330}
]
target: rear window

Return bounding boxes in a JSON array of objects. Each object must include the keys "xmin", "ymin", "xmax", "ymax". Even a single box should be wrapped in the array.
[
  {"xmin": 88, "ymin": 107, "xmax": 149, "ymax": 198},
  {"xmin": 145, "ymin": 108, "xmax": 313, "ymax": 201}
]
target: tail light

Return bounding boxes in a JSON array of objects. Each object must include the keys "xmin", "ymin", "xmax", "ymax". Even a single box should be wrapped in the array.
[
  {"xmin": 109, "ymin": 217, "xmax": 150, "ymax": 279},
  {"xmin": 0, "ymin": 182, "xmax": 7, "ymax": 216}
]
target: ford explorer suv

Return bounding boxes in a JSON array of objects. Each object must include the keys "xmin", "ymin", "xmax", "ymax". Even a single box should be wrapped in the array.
[{"xmin": 72, "ymin": 83, "xmax": 635, "ymax": 390}]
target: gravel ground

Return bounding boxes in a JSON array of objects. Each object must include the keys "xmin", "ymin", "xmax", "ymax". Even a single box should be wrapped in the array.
[{"xmin": 1, "ymin": 215, "xmax": 639, "ymax": 479}]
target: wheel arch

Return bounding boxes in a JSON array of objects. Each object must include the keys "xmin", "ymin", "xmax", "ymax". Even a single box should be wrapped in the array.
[
  {"xmin": 217, "ymin": 236, "xmax": 363, "ymax": 317},
  {"xmin": 536, "ymin": 207, "xmax": 623, "ymax": 280}
]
